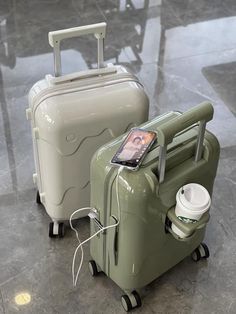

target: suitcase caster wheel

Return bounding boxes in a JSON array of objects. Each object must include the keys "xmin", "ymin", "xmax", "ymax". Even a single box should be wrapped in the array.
[
  {"xmin": 88, "ymin": 260, "xmax": 98, "ymax": 276},
  {"xmin": 58, "ymin": 223, "xmax": 65, "ymax": 238},
  {"xmin": 192, "ymin": 243, "xmax": 210, "ymax": 262},
  {"xmin": 49, "ymin": 222, "xmax": 55, "ymax": 238},
  {"xmin": 121, "ymin": 291, "xmax": 142, "ymax": 312},
  {"xmin": 36, "ymin": 190, "xmax": 41, "ymax": 204},
  {"xmin": 49, "ymin": 222, "xmax": 65, "ymax": 238}
]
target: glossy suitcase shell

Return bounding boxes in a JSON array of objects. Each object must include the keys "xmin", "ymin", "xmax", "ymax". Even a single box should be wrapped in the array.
[
  {"xmin": 89, "ymin": 102, "xmax": 220, "ymax": 309},
  {"xmin": 26, "ymin": 23, "xmax": 149, "ymax": 232}
]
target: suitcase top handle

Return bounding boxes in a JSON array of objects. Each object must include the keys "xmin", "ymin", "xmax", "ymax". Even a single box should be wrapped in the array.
[
  {"xmin": 48, "ymin": 22, "xmax": 107, "ymax": 77},
  {"xmin": 156, "ymin": 102, "xmax": 214, "ymax": 183}
]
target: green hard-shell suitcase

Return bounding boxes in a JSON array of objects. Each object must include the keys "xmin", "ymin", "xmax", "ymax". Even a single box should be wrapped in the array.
[{"xmin": 89, "ymin": 102, "xmax": 220, "ymax": 311}]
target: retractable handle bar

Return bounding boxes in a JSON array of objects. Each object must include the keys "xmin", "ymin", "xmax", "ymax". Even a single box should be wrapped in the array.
[
  {"xmin": 48, "ymin": 22, "xmax": 107, "ymax": 77},
  {"xmin": 156, "ymin": 102, "xmax": 214, "ymax": 183}
]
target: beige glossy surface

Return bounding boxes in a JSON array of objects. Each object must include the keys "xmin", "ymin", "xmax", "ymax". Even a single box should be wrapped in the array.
[{"xmin": 28, "ymin": 64, "xmax": 149, "ymax": 220}]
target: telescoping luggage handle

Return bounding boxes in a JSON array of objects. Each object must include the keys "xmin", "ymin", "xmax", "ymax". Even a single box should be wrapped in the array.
[
  {"xmin": 48, "ymin": 22, "xmax": 106, "ymax": 77},
  {"xmin": 157, "ymin": 102, "xmax": 214, "ymax": 183}
]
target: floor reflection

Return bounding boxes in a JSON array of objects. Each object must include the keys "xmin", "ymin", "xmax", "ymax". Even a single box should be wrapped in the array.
[
  {"xmin": 203, "ymin": 61, "xmax": 236, "ymax": 116},
  {"xmin": 0, "ymin": 68, "xmax": 17, "ymax": 194},
  {"xmin": 0, "ymin": 0, "xmax": 235, "ymax": 199},
  {"xmin": 0, "ymin": 0, "xmax": 159, "ymax": 70}
]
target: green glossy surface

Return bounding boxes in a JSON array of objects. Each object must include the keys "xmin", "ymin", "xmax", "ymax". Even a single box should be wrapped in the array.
[{"xmin": 90, "ymin": 108, "xmax": 220, "ymax": 292}]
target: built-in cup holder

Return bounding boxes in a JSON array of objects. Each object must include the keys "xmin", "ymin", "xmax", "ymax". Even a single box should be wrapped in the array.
[
  {"xmin": 170, "ymin": 183, "xmax": 211, "ymax": 238},
  {"xmin": 166, "ymin": 207, "xmax": 210, "ymax": 241}
]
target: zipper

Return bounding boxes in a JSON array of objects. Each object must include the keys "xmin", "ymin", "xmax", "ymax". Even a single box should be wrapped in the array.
[{"xmin": 30, "ymin": 72, "xmax": 142, "ymax": 119}]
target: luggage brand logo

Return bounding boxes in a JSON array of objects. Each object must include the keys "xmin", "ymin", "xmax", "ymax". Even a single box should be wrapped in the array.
[
  {"xmin": 66, "ymin": 133, "xmax": 77, "ymax": 142},
  {"xmin": 177, "ymin": 216, "xmax": 197, "ymax": 224}
]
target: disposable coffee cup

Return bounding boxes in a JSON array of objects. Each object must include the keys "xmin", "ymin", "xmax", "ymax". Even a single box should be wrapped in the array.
[{"xmin": 172, "ymin": 183, "xmax": 211, "ymax": 238}]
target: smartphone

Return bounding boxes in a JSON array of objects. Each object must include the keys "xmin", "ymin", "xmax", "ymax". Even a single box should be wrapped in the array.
[{"xmin": 111, "ymin": 129, "xmax": 157, "ymax": 170}]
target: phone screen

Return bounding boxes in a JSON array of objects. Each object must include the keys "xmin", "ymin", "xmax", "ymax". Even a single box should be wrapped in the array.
[{"xmin": 111, "ymin": 129, "xmax": 157, "ymax": 169}]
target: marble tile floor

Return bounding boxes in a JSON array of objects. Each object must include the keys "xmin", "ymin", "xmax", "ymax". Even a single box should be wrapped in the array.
[{"xmin": 0, "ymin": 0, "xmax": 236, "ymax": 313}]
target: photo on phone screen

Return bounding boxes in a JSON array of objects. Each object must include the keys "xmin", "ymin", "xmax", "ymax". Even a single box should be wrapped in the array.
[{"xmin": 111, "ymin": 129, "xmax": 157, "ymax": 170}]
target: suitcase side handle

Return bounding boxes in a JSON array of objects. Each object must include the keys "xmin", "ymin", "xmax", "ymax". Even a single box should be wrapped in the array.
[
  {"xmin": 157, "ymin": 102, "xmax": 214, "ymax": 183},
  {"xmin": 48, "ymin": 22, "xmax": 107, "ymax": 77}
]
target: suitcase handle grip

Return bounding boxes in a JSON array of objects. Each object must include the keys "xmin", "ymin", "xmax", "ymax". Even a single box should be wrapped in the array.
[
  {"xmin": 48, "ymin": 22, "xmax": 107, "ymax": 77},
  {"xmin": 157, "ymin": 102, "xmax": 214, "ymax": 183}
]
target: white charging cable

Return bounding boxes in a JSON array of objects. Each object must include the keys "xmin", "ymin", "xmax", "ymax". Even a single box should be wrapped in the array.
[
  {"xmin": 70, "ymin": 166, "xmax": 124, "ymax": 287},
  {"xmin": 69, "ymin": 207, "xmax": 93, "ymax": 286}
]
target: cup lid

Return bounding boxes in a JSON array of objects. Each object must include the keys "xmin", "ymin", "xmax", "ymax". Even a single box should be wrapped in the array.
[{"xmin": 177, "ymin": 183, "xmax": 211, "ymax": 212}]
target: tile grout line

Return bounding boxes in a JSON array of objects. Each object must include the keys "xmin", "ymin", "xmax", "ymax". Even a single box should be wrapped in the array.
[
  {"xmin": 0, "ymin": 254, "xmax": 49, "ymax": 289},
  {"xmin": 132, "ymin": 61, "xmax": 218, "ymax": 103},
  {"xmin": 159, "ymin": 2, "xmax": 236, "ymax": 63},
  {"xmin": 161, "ymin": 70, "xmax": 217, "ymax": 102},
  {"xmin": 165, "ymin": 46, "xmax": 236, "ymax": 63},
  {"xmin": 127, "ymin": 41, "xmax": 236, "ymax": 68}
]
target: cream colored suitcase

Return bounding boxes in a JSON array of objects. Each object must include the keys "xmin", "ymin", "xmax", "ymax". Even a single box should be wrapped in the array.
[{"xmin": 26, "ymin": 23, "xmax": 149, "ymax": 237}]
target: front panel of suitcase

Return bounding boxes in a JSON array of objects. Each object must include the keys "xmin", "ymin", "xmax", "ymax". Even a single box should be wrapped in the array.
[
  {"xmin": 26, "ymin": 23, "xmax": 150, "ymax": 221},
  {"xmin": 90, "ymin": 104, "xmax": 220, "ymax": 291},
  {"xmin": 29, "ymin": 71, "xmax": 149, "ymax": 220}
]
